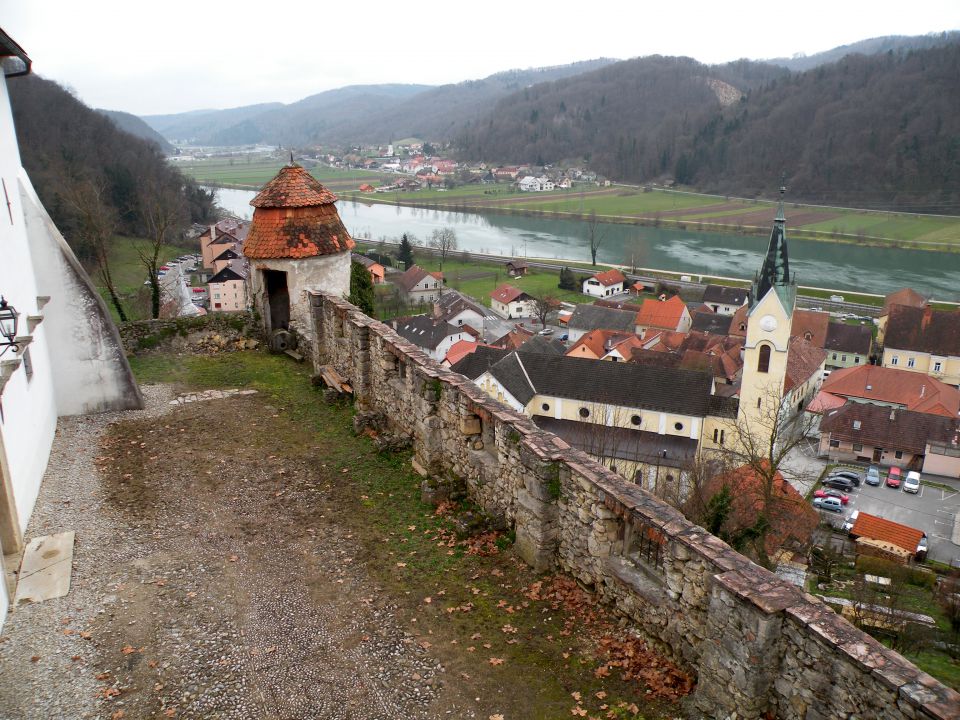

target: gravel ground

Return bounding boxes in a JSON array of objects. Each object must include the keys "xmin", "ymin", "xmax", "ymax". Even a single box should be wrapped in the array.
[{"xmin": 0, "ymin": 385, "xmax": 458, "ymax": 720}]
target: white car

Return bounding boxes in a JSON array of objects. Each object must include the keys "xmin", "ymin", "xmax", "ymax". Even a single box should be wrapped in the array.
[{"xmin": 904, "ymin": 471, "xmax": 921, "ymax": 494}]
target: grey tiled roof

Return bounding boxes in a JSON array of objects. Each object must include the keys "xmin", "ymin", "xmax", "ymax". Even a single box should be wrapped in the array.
[
  {"xmin": 690, "ymin": 311, "xmax": 733, "ymax": 335},
  {"xmin": 702, "ymin": 284, "xmax": 749, "ymax": 306},
  {"xmin": 488, "ymin": 352, "xmax": 716, "ymax": 416},
  {"xmin": 567, "ymin": 304, "xmax": 637, "ymax": 333},
  {"xmin": 391, "ymin": 315, "xmax": 461, "ymax": 350},
  {"xmin": 450, "ymin": 346, "xmax": 510, "ymax": 379},
  {"xmin": 824, "ymin": 322, "xmax": 873, "ymax": 355}
]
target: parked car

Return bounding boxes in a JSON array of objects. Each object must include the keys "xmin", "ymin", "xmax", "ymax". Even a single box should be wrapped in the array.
[
  {"xmin": 916, "ymin": 535, "xmax": 928, "ymax": 561},
  {"xmin": 813, "ymin": 496, "xmax": 844, "ymax": 513},
  {"xmin": 842, "ymin": 509, "xmax": 860, "ymax": 535},
  {"xmin": 823, "ymin": 476, "xmax": 855, "ymax": 492},
  {"xmin": 904, "ymin": 471, "xmax": 921, "ymax": 494},
  {"xmin": 865, "ymin": 465, "xmax": 881, "ymax": 486},
  {"xmin": 814, "ymin": 489, "xmax": 849, "ymax": 505},
  {"xmin": 828, "ymin": 469, "xmax": 862, "ymax": 486},
  {"xmin": 559, "ymin": 333, "xmax": 569, "ymax": 342},
  {"xmin": 538, "ymin": 328, "xmax": 554, "ymax": 335},
  {"xmin": 886, "ymin": 467, "xmax": 902, "ymax": 489}
]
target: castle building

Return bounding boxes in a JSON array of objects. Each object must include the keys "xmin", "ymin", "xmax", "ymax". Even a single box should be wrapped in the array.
[{"xmin": 243, "ymin": 164, "xmax": 354, "ymax": 357}]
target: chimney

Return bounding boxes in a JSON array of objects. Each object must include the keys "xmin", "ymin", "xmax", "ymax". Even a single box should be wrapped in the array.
[
  {"xmin": 922, "ymin": 305, "xmax": 933, "ymax": 329},
  {"xmin": 889, "ymin": 409, "xmax": 896, "ymax": 422},
  {"xmin": 209, "ymin": 224, "xmax": 216, "ymax": 242}
]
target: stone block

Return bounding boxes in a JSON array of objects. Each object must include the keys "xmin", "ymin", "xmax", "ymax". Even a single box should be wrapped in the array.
[{"xmin": 459, "ymin": 414, "xmax": 481, "ymax": 436}]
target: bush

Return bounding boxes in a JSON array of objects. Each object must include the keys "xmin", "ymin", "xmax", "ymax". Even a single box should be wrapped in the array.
[{"xmin": 855, "ymin": 556, "xmax": 936, "ymax": 589}]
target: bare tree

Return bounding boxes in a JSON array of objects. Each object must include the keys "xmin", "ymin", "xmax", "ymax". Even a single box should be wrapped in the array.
[
  {"xmin": 138, "ymin": 175, "xmax": 187, "ymax": 319},
  {"xmin": 531, "ymin": 294, "xmax": 558, "ymax": 330},
  {"xmin": 65, "ymin": 178, "xmax": 128, "ymax": 321},
  {"xmin": 711, "ymin": 387, "xmax": 819, "ymax": 569},
  {"xmin": 585, "ymin": 210, "xmax": 606, "ymax": 267},
  {"xmin": 428, "ymin": 227, "xmax": 458, "ymax": 270}
]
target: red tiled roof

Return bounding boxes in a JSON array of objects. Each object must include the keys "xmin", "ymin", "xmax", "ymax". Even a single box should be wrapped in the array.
[
  {"xmin": 490, "ymin": 284, "xmax": 529, "ymax": 304},
  {"xmin": 250, "ymin": 164, "xmax": 338, "ymax": 208},
  {"xmin": 784, "ymin": 337, "xmax": 827, "ymax": 393},
  {"xmin": 590, "ymin": 269, "xmax": 626, "ymax": 287},
  {"xmin": 850, "ymin": 512, "xmax": 923, "ymax": 554},
  {"xmin": 882, "ymin": 287, "xmax": 927, "ymax": 316},
  {"xmin": 243, "ymin": 204, "xmax": 354, "ymax": 260},
  {"xmin": 445, "ymin": 339, "xmax": 489, "ymax": 366},
  {"xmin": 884, "ymin": 304, "xmax": 960, "ymax": 357},
  {"xmin": 791, "ymin": 309, "xmax": 830, "ymax": 347},
  {"xmin": 566, "ymin": 329, "xmax": 634, "ymax": 359},
  {"xmin": 636, "ymin": 295, "xmax": 687, "ymax": 330},
  {"xmin": 823, "ymin": 364, "xmax": 960, "ymax": 417},
  {"xmin": 807, "ymin": 390, "xmax": 846, "ymax": 414}
]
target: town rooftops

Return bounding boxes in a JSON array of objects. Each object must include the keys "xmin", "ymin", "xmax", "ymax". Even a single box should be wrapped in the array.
[
  {"xmin": 884, "ymin": 305, "xmax": 960, "ymax": 357},
  {"xmin": 250, "ymin": 164, "xmax": 338, "ymax": 208},
  {"xmin": 690, "ymin": 311, "xmax": 733, "ymax": 335},
  {"xmin": 391, "ymin": 315, "xmax": 462, "ymax": 350},
  {"xmin": 820, "ymin": 402, "xmax": 960, "ymax": 454},
  {"xmin": 823, "ymin": 364, "xmax": 960, "ymax": 417},
  {"xmin": 849, "ymin": 512, "xmax": 924, "ymax": 554},
  {"xmin": 208, "ymin": 263, "xmax": 247, "ymax": 284},
  {"xmin": 435, "ymin": 289, "xmax": 488, "ymax": 321},
  {"xmin": 213, "ymin": 247, "xmax": 242, "ymax": 262},
  {"xmin": 589, "ymin": 269, "xmax": 627, "ymax": 287},
  {"xmin": 702, "ymin": 284, "xmax": 748, "ymax": 306},
  {"xmin": 351, "ymin": 253, "xmax": 383, "ymax": 270},
  {"xmin": 485, "ymin": 352, "xmax": 716, "ymax": 416},
  {"xmin": 567, "ymin": 304, "xmax": 637, "ymax": 334},
  {"xmin": 490, "ymin": 284, "xmax": 531, "ymax": 304},
  {"xmin": 636, "ymin": 295, "xmax": 687, "ymax": 330},
  {"xmin": 824, "ymin": 322, "xmax": 873, "ymax": 355},
  {"xmin": 566, "ymin": 329, "xmax": 636, "ymax": 358}
]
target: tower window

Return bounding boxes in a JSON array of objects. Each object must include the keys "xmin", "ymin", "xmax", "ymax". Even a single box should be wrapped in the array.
[{"xmin": 757, "ymin": 344, "xmax": 771, "ymax": 373}]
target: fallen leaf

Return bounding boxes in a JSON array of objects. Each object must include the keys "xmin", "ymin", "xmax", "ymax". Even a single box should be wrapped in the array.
[
  {"xmin": 570, "ymin": 708, "xmax": 587, "ymax": 717},
  {"xmin": 595, "ymin": 691, "xmax": 607, "ymax": 700},
  {"xmin": 228, "ymin": 555, "xmax": 238, "ymax": 562},
  {"xmin": 423, "ymin": 597, "xmax": 432, "ymax": 604},
  {"xmin": 489, "ymin": 715, "xmax": 504, "ymax": 720},
  {"xmin": 571, "ymin": 691, "xmax": 582, "ymax": 701},
  {"xmin": 30, "ymin": 655, "xmax": 40, "ymax": 663},
  {"xmin": 111, "ymin": 711, "xmax": 125, "ymax": 719},
  {"xmin": 121, "ymin": 645, "xmax": 137, "ymax": 655},
  {"xmin": 488, "ymin": 657, "xmax": 504, "ymax": 666}
]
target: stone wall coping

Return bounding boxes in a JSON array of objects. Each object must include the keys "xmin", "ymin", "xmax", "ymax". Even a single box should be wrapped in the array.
[{"xmin": 312, "ymin": 293, "xmax": 960, "ymax": 719}]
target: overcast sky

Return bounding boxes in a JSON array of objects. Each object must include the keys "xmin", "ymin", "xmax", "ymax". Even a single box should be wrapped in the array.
[{"xmin": 4, "ymin": 0, "xmax": 959, "ymax": 116}]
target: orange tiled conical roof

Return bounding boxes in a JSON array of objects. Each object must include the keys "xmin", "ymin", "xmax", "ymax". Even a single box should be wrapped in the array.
[
  {"xmin": 244, "ymin": 164, "xmax": 355, "ymax": 260},
  {"xmin": 250, "ymin": 164, "xmax": 338, "ymax": 207}
]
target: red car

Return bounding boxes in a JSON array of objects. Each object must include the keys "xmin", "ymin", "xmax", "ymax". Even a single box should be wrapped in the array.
[
  {"xmin": 886, "ymin": 467, "xmax": 902, "ymax": 488},
  {"xmin": 814, "ymin": 489, "xmax": 849, "ymax": 505}
]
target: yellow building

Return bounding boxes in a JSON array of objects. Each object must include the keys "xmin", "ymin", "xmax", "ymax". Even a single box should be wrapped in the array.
[{"xmin": 881, "ymin": 305, "xmax": 960, "ymax": 387}]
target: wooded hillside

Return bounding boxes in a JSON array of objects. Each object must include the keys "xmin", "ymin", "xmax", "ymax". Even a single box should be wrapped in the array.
[{"xmin": 8, "ymin": 75, "xmax": 216, "ymax": 263}]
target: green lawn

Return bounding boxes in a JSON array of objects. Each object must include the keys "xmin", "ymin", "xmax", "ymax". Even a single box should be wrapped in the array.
[{"xmin": 178, "ymin": 159, "xmax": 395, "ymax": 190}]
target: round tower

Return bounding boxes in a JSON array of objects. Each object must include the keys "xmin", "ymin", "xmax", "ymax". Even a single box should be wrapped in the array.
[{"xmin": 243, "ymin": 163, "xmax": 354, "ymax": 354}]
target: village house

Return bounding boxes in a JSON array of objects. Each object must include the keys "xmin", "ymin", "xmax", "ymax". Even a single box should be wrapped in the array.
[
  {"xmin": 565, "ymin": 304, "xmax": 638, "ymax": 343},
  {"xmin": 689, "ymin": 308, "xmax": 733, "ymax": 335},
  {"xmin": 819, "ymin": 402, "xmax": 960, "ymax": 476},
  {"xmin": 823, "ymin": 322, "xmax": 873, "ymax": 370},
  {"xmin": 517, "ymin": 176, "xmax": 554, "ymax": 192},
  {"xmin": 877, "ymin": 287, "xmax": 927, "ymax": 344},
  {"xmin": 847, "ymin": 513, "xmax": 925, "ymax": 565},
  {"xmin": 211, "ymin": 246, "xmax": 243, "ymax": 274},
  {"xmin": 394, "ymin": 265, "xmax": 444, "ymax": 305},
  {"xmin": 582, "ymin": 269, "xmax": 626, "ymax": 298},
  {"xmin": 505, "ymin": 259, "xmax": 528, "ymax": 277},
  {"xmin": 207, "ymin": 262, "xmax": 248, "ymax": 312},
  {"xmin": 490, "ymin": 284, "xmax": 535, "ymax": 319},
  {"xmin": 389, "ymin": 315, "xmax": 474, "ymax": 362},
  {"xmin": 701, "ymin": 284, "xmax": 749, "ymax": 315},
  {"xmin": 200, "ymin": 219, "xmax": 249, "ymax": 271},
  {"xmin": 635, "ymin": 295, "xmax": 692, "ymax": 335},
  {"xmin": 433, "ymin": 289, "xmax": 489, "ymax": 329},
  {"xmin": 0, "ymin": 31, "xmax": 142, "ymax": 627},
  {"xmin": 815, "ymin": 364, "xmax": 960, "ymax": 417},
  {"xmin": 352, "ymin": 253, "xmax": 385, "ymax": 284},
  {"xmin": 881, "ymin": 305, "xmax": 960, "ymax": 386},
  {"xmin": 565, "ymin": 329, "xmax": 638, "ymax": 361}
]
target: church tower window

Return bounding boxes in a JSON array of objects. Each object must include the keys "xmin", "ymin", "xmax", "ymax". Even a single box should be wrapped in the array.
[{"xmin": 757, "ymin": 344, "xmax": 771, "ymax": 373}]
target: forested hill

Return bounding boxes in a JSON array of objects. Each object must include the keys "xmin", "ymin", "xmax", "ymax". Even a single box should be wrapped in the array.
[
  {"xmin": 98, "ymin": 109, "xmax": 175, "ymax": 153},
  {"xmin": 456, "ymin": 43, "xmax": 960, "ymax": 211},
  {"xmin": 8, "ymin": 75, "xmax": 216, "ymax": 263}
]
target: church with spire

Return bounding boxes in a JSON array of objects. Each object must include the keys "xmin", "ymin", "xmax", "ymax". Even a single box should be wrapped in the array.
[{"xmin": 734, "ymin": 180, "xmax": 825, "ymax": 443}]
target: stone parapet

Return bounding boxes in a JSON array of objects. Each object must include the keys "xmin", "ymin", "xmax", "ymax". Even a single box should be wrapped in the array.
[{"xmin": 310, "ymin": 293, "xmax": 960, "ymax": 720}]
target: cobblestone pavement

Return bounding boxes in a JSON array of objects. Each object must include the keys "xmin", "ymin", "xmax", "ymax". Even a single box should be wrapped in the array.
[{"xmin": 0, "ymin": 386, "xmax": 467, "ymax": 720}]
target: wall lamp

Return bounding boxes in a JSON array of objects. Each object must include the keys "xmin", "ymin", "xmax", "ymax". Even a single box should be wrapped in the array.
[{"xmin": 0, "ymin": 297, "xmax": 19, "ymax": 356}]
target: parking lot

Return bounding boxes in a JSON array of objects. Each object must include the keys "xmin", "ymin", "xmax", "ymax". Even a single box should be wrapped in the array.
[{"xmin": 816, "ymin": 470, "xmax": 960, "ymax": 565}]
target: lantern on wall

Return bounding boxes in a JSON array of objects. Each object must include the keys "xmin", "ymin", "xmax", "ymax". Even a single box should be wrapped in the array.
[{"xmin": 0, "ymin": 296, "xmax": 19, "ymax": 356}]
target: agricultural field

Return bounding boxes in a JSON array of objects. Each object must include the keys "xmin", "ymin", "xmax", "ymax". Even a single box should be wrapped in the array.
[{"xmin": 177, "ymin": 158, "xmax": 394, "ymax": 192}]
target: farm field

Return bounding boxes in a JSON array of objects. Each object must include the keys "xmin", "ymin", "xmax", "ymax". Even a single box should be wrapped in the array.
[{"xmin": 182, "ymin": 158, "xmax": 960, "ymax": 249}]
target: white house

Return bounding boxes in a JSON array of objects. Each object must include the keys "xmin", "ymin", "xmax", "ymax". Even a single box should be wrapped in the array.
[
  {"xmin": 395, "ymin": 265, "xmax": 444, "ymax": 305},
  {"xmin": 582, "ymin": 269, "xmax": 626, "ymax": 298},
  {"xmin": 701, "ymin": 285, "xmax": 749, "ymax": 316},
  {"xmin": 391, "ymin": 315, "xmax": 475, "ymax": 362},
  {"xmin": 490, "ymin": 284, "xmax": 535, "ymax": 319},
  {"xmin": 0, "ymin": 31, "xmax": 141, "ymax": 628},
  {"xmin": 517, "ymin": 176, "xmax": 555, "ymax": 192},
  {"xmin": 434, "ymin": 289, "xmax": 489, "ymax": 329}
]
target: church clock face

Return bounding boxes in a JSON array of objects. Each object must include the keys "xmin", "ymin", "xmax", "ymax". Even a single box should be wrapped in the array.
[{"xmin": 759, "ymin": 314, "xmax": 778, "ymax": 332}]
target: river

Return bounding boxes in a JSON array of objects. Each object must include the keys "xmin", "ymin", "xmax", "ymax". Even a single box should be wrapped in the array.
[{"xmin": 211, "ymin": 187, "xmax": 960, "ymax": 300}]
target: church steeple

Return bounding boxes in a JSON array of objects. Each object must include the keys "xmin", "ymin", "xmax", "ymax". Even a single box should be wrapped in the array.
[{"xmin": 750, "ymin": 176, "xmax": 796, "ymax": 315}]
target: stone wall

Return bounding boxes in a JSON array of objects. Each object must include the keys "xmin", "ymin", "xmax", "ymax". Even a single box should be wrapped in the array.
[
  {"xmin": 119, "ymin": 313, "xmax": 260, "ymax": 355},
  {"xmin": 310, "ymin": 293, "xmax": 960, "ymax": 720}
]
